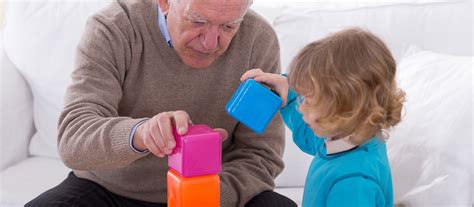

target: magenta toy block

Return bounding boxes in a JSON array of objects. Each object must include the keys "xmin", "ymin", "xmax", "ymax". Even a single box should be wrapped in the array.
[{"xmin": 168, "ymin": 124, "xmax": 222, "ymax": 177}]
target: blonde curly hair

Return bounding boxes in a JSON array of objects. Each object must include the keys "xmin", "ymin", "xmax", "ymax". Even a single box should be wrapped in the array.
[{"xmin": 288, "ymin": 27, "xmax": 406, "ymax": 144}]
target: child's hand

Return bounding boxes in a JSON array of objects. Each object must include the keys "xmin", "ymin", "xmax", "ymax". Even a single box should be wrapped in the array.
[{"xmin": 240, "ymin": 68, "xmax": 289, "ymax": 108}]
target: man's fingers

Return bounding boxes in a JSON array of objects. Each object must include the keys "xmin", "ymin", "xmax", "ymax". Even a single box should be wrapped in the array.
[
  {"xmin": 143, "ymin": 133, "xmax": 165, "ymax": 157},
  {"xmin": 213, "ymin": 128, "xmax": 229, "ymax": 142},
  {"xmin": 149, "ymin": 119, "xmax": 166, "ymax": 150},
  {"xmin": 173, "ymin": 110, "xmax": 191, "ymax": 135},
  {"xmin": 157, "ymin": 112, "xmax": 175, "ymax": 153}
]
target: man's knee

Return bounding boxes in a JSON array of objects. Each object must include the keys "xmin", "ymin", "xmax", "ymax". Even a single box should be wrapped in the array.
[
  {"xmin": 245, "ymin": 190, "xmax": 297, "ymax": 207},
  {"xmin": 25, "ymin": 193, "xmax": 71, "ymax": 207},
  {"xmin": 25, "ymin": 172, "xmax": 106, "ymax": 207}
]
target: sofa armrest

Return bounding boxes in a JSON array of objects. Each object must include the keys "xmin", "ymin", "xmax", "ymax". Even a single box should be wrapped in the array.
[{"xmin": 0, "ymin": 31, "xmax": 35, "ymax": 171}]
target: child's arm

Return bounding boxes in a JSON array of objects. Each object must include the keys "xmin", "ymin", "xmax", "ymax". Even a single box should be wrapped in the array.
[
  {"xmin": 280, "ymin": 88, "xmax": 322, "ymax": 156},
  {"xmin": 327, "ymin": 176, "xmax": 385, "ymax": 206},
  {"xmin": 241, "ymin": 69, "xmax": 323, "ymax": 156}
]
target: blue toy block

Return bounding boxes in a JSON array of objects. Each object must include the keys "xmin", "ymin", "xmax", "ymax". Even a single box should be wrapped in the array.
[{"xmin": 225, "ymin": 79, "xmax": 282, "ymax": 134}]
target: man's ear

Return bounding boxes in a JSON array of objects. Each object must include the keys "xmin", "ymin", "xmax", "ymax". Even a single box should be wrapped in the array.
[{"xmin": 157, "ymin": 0, "xmax": 171, "ymax": 16}]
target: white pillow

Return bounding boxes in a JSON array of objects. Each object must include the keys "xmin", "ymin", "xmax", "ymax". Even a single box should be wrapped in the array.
[
  {"xmin": 252, "ymin": 0, "xmax": 462, "ymax": 12},
  {"xmin": 471, "ymin": 62, "xmax": 474, "ymax": 205},
  {"xmin": 388, "ymin": 47, "xmax": 472, "ymax": 206},
  {"xmin": 0, "ymin": 32, "xmax": 35, "ymax": 170},
  {"xmin": 3, "ymin": 0, "xmax": 112, "ymax": 158}
]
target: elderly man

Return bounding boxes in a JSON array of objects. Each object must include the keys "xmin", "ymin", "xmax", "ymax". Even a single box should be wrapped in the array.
[{"xmin": 26, "ymin": 0, "xmax": 296, "ymax": 206}]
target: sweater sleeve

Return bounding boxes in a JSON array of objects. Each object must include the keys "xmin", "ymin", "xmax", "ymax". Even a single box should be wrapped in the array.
[
  {"xmin": 280, "ymin": 89, "xmax": 324, "ymax": 156},
  {"xmin": 327, "ymin": 176, "xmax": 386, "ymax": 207},
  {"xmin": 57, "ymin": 13, "xmax": 148, "ymax": 171},
  {"xmin": 219, "ymin": 17, "xmax": 286, "ymax": 207}
]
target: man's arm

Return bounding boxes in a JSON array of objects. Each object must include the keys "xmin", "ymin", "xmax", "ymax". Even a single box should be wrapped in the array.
[
  {"xmin": 219, "ymin": 18, "xmax": 285, "ymax": 206},
  {"xmin": 57, "ymin": 12, "xmax": 146, "ymax": 171}
]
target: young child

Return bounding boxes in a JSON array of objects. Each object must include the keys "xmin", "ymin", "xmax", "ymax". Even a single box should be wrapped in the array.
[{"xmin": 241, "ymin": 28, "xmax": 405, "ymax": 207}]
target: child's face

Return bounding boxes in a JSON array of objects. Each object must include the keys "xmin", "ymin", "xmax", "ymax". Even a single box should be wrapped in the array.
[{"xmin": 299, "ymin": 96, "xmax": 335, "ymax": 138}]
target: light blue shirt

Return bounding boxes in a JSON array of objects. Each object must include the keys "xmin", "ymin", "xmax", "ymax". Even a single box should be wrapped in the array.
[
  {"xmin": 157, "ymin": 5, "xmax": 173, "ymax": 48},
  {"xmin": 280, "ymin": 88, "xmax": 394, "ymax": 207}
]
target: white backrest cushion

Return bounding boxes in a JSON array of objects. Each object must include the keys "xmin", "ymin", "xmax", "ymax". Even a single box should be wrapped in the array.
[
  {"xmin": 472, "ymin": 62, "xmax": 474, "ymax": 205},
  {"xmin": 388, "ymin": 48, "xmax": 472, "ymax": 206},
  {"xmin": 0, "ymin": 32, "xmax": 34, "ymax": 170},
  {"xmin": 3, "ymin": 0, "xmax": 112, "ymax": 158},
  {"xmin": 273, "ymin": 1, "xmax": 472, "ymax": 71},
  {"xmin": 253, "ymin": 0, "xmax": 464, "ymax": 13}
]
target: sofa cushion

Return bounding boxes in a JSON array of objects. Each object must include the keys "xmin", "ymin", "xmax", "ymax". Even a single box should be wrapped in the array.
[
  {"xmin": 0, "ymin": 157, "xmax": 70, "ymax": 206},
  {"xmin": 273, "ymin": 0, "xmax": 472, "ymax": 69},
  {"xmin": 388, "ymin": 47, "xmax": 472, "ymax": 206},
  {"xmin": 3, "ymin": 0, "xmax": 112, "ymax": 158},
  {"xmin": 0, "ymin": 32, "xmax": 35, "ymax": 171}
]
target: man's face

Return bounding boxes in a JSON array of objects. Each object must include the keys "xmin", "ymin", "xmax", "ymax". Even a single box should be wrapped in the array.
[{"xmin": 159, "ymin": 0, "xmax": 250, "ymax": 68}]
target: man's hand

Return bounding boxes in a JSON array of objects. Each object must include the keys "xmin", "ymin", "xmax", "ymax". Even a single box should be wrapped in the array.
[
  {"xmin": 241, "ymin": 68, "xmax": 289, "ymax": 108},
  {"xmin": 133, "ymin": 110, "xmax": 228, "ymax": 157}
]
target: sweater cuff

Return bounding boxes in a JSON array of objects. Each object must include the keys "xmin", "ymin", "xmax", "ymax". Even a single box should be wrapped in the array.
[
  {"xmin": 110, "ymin": 118, "xmax": 150, "ymax": 161},
  {"xmin": 129, "ymin": 119, "xmax": 149, "ymax": 153}
]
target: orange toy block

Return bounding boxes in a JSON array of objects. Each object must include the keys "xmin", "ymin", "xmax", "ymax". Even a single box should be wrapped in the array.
[{"xmin": 167, "ymin": 169, "xmax": 220, "ymax": 207}]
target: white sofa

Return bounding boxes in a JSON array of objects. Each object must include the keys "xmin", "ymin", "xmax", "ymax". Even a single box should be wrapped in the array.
[{"xmin": 1, "ymin": 1, "xmax": 472, "ymax": 206}]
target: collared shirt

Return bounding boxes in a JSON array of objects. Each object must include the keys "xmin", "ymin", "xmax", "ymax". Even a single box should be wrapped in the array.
[
  {"xmin": 325, "ymin": 136, "xmax": 358, "ymax": 155},
  {"xmin": 157, "ymin": 5, "xmax": 173, "ymax": 48}
]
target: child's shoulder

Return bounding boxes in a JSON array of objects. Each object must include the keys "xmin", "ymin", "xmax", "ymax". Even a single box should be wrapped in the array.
[{"xmin": 324, "ymin": 138, "xmax": 390, "ymax": 179}]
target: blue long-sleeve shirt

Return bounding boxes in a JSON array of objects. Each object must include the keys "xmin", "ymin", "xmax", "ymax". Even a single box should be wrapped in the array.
[{"xmin": 280, "ymin": 89, "xmax": 393, "ymax": 207}]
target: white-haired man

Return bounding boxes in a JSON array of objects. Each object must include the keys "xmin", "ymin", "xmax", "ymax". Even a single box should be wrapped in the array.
[{"xmin": 27, "ymin": 0, "xmax": 296, "ymax": 206}]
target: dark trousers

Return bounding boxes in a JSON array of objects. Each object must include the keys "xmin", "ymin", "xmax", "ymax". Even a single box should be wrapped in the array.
[{"xmin": 26, "ymin": 172, "xmax": 297, "ymax": 207}]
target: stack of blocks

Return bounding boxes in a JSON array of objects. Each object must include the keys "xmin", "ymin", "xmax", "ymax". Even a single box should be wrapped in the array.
[
  {"xmin": 167, "ymin": 125, "xmax": 221, "ymax": 207},
  {"xmin": 167, "ymin": 79, "xmax": 281, "ymax": 206}
]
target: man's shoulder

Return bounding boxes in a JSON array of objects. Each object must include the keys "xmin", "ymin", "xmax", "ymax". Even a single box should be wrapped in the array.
[
  {"xmin": 91, "ymin": 0, "xmax": 153, "ymax": 29},
  {"xmin": 240, "ymin": 9, "xmax": 277, "ymax": 41},
  {"xmin": 243, "ymin": 9, "xmax": 271, "ymax": 27}
]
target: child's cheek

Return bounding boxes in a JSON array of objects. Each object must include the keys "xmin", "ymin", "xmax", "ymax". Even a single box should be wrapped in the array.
[{"xmin": 301, "ymin": 111, "xmax": 312, "ymax": 125}]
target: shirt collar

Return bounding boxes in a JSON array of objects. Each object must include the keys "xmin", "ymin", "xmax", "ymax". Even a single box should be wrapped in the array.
[
  {"xmin": 157, "ymin": 5, "xmax": 173, "ymax": 48},
  {"xmin": 325, "ymin": 136, "xmax": 358, "ymax": 155}
]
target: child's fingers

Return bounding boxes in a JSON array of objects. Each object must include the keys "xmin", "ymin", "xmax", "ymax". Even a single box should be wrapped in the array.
[
  {"xmin": 240, "ymin": 68, "xmax": 265, "ymax": 81},
  {"xmin": 253, "ymin": 75, "xmax": 275, "ymax": 86},
  {"xmin": 254, "ymin": 76, "xmax": 282, "ymax": 92},
  {"xmin": 240, "ymin": 70, "xmax": 259, "ymax": 81}
]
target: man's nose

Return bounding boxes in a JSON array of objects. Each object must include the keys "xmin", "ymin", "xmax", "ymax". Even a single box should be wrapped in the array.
[{"xmin": 200, "ymin": 26, "xmax": 219, "ymax": 52}]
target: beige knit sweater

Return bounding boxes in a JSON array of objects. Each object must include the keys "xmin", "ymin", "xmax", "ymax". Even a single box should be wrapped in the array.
[{"xmin": 57, "ymin": 0, "xmax": 284, "ymax": 206}]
